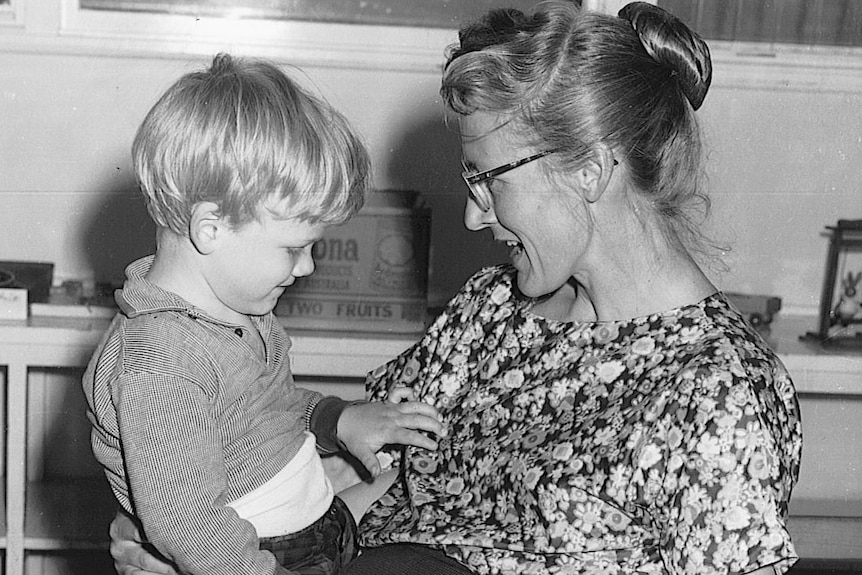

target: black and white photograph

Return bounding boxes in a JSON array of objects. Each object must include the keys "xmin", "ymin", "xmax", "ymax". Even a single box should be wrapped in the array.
[{"xmin": 1, "ymin": 1, "xmax": 861, "ymax": 574}]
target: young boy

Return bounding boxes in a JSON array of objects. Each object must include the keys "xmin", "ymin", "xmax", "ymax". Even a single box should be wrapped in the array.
[{"xmin": 82, "ymin": 53, "xmax": 443, "ymax": 575}]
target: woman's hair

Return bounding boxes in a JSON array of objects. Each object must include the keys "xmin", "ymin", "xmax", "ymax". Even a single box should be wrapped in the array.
[
  {"xmin": 441, "ymin": 1, "xmax": 714, "ymax": 254},
  {"xmin": 133, "ymin": 53, "xmax": 369, "ymax": 234}
]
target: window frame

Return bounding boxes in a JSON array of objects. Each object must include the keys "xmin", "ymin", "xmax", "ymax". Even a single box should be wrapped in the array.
[
  {"xmin": 658, "ymin": 0, "xmax": 862, "ymax": 50},
  {"xmin": 1, "ymin": 0, "xmax": 861, "ymax": 92},
  {"xmin": 0, "ymin": 0, "xmax": 24, "ymax": 27}
]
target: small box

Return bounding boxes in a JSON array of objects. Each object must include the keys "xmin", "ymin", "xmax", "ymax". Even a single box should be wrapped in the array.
[
  {"xmin": 0, "ymin": 261, "xmax": 54, "ymax": 303},
  {"xmin": 0, "ymin": 288, "xmax": 29, "ymax": 320}
]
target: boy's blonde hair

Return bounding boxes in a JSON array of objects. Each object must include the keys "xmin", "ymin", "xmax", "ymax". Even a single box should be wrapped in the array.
[{"xmin": 133, "ymin": 53, "xmax": 369, "ymax": 234}]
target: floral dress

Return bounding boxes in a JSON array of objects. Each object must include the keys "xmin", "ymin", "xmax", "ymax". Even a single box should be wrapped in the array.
[{"xmin": 358, "ymin": 266, "xmax": 802, "ymax": 575}]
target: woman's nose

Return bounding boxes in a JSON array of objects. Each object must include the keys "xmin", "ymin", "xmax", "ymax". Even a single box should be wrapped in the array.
[{"xmin": 464, "ymin": 198, "xmax": 495, "ymax": 231}]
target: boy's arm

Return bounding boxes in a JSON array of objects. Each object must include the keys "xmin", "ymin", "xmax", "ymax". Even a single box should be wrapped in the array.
[
  {"xmin": 305, "ymin": 392, "xmax": 444, "ymax": 478},
  {"xmin": 117, "ymin": 372, "xmax": 282, "ymax": 575},
  {"xmin": 305, "ymin": 395, "xmax": 359, "ymax": 454},
  {"xmin": 334, "ymin": 395, "xmax": 445, "ymax": 477}
]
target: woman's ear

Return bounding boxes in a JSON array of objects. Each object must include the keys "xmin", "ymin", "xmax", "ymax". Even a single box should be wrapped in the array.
[
  {"xmin": 574, "ymin": 143, "xmax": 616, "ymax": 204},
  {"xmin": 188, "ymin": 202, "xmax": 224, "ymax": 255}
]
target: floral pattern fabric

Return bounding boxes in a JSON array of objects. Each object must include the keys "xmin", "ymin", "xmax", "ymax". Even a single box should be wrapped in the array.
[{"xmin": 358, "ymin": 265, "xmax": 802, "ymax": 575}]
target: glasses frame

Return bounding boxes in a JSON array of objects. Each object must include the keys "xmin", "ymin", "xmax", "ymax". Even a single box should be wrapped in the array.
[{"xmin": 461, "ymin": 150, "xmax": 556, "ymax": 212}]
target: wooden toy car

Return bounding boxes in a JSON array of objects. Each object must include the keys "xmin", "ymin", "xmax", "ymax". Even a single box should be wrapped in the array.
[{"xmin": 724, "ymin": 291, "xmax": 782, "ymax": 328}]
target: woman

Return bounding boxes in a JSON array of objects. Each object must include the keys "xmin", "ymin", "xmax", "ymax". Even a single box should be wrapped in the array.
[{"xmin": 111, "ymin": 2, "xmax": 801, "ymax": 574}]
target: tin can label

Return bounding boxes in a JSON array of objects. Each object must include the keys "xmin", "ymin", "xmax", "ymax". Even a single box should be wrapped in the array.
[{"xmin": 276, "ymin": 202, "xmax": 430, "ymax": 334}]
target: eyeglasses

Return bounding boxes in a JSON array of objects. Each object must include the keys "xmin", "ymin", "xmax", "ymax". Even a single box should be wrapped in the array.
[
  {"xmin": 461, "ymin": 150, "xmax": 619, "ymax": 212},
  {"xmin": 461, "ymin": 150, "xmax": 556, "ymax": 212}
]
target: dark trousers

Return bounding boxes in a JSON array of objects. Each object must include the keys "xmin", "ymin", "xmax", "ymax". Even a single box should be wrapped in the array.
[
  {"xmin": 259, "ymin": 496, "xmax": 357, "ymax": 575},
  {"xmin": 345, "ymin": 544, "xmax": 474, "ymax": 575}
]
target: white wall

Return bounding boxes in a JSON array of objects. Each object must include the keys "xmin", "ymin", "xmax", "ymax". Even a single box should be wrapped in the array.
[
  {"xmin": 1, "ymin": 3, "xmax": 861, "ymax": 312},
  {"xmin": 702, "ymin": 79, "xmax": 862, "ymax": 313}
]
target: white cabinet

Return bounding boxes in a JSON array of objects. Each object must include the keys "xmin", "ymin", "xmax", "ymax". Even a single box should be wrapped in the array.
[
  {"xmin": 0, "ymin": 314, "xmax": 860, "ymax": 574},
  {"xmin": 0, "ymin": 316, "xmax": 414, "ymax": 575}
]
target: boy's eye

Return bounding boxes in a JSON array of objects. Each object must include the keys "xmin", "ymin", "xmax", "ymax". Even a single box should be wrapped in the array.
[{"xmin": 286, "ymin": 244, "xmax": 315, "ymax": 254}]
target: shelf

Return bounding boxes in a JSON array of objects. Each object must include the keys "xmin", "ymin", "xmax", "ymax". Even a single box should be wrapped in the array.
[
  {"xmin": 788, "ymin": 515, "xmax": 862, "ymax": 560},
  {"xmin": 0, "ymin": 316, "xmax": 417, "ymax": 377},
  {"xmin": 788, "ymin": 498, "xmax": 862, "ymax": 560},
  {"xmin": 763, "ymin": 315, "xmax": 862, "ymax": 395},
  {"xmin": 790, "ymin": 558, "xmax": 862, "ymax": 574},
  {"xmin": 25, "ymin": 478, "xmax": 115, "ymax": 550},
  {"xmin": 2, "ymin": 313, "xmax": 859, "ymax": 392}
]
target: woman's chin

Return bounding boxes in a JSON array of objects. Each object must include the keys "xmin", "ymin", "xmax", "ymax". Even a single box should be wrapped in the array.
[
  {"xmin": 516, "ymin": 267, "xmax": 569, "ymax": 301},
  {"xmin": 513, "ymin": 253, "xmax": 550, "ymax": 297},
  {"xmin": 515, "ymin": 272, "xmax": 544, "ymax": 299}
]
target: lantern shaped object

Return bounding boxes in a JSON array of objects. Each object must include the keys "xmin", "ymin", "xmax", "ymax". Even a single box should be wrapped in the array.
[{"xmin": 803, "ymin": 219, "xmax": 862, "ymax": 348}]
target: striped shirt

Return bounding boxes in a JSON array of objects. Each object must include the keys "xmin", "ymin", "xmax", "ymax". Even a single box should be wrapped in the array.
[{"xmin": 83, "ymin": 256, "xmax": 345, "ymax": 575}]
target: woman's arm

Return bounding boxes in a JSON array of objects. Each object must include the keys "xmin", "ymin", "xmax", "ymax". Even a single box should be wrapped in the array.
[
  {"xmin": 337, "ymin": 468, "xmax": 400, "ymax": 523},
  {"xmin": 111, "ymin": 451, "xmax": 399, "ymax": 575},
  {"xmin": 109, "ymin": 509, "xmax": 178, "ymax": 575},
  {"xmin": 658, "ymin": 356, "xmax": 800, "ymax": 575},
  {"xmin": 109, "ymin": 468, "xmax": 400, "ymax": 575}
]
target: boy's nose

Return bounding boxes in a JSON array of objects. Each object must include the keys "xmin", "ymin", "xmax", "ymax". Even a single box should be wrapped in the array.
[{"xmin": 294, "ymin": 249, "xmax": 316, "ymax": 278}]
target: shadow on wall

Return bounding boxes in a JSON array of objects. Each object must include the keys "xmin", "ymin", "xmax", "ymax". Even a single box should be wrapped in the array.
[
  {"xmin": 382, "ymin": 107, "xmax": 507, "ymax": 306},
  {"xmin": 80, "ymin": 177, "xmax": 156, "ymax": 288},
  {"xmin": 77, "ymin": 109, "xmax": 507, "ymax": 303}
]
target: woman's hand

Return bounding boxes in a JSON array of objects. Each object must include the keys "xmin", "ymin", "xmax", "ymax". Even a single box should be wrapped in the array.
[{"xmin": 109, "ymin": 509, "xmax": 178, "ymax": 575}]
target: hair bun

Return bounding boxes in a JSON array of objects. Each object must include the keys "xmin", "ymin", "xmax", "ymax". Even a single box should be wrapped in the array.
[{"xmin": 618, "ymin": 1, "xmax": 712, "ymax": 110}]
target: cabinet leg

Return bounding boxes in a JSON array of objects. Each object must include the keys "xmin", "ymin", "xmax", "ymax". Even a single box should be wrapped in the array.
[{"xmin": 6, "ymin": 362, "xmax": 28, "ymax": 575}]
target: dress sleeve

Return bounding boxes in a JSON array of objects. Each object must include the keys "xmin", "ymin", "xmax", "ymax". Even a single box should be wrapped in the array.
[
  {"xmin": 365, "ymin": 331, "xmax": 435, "ymax": 402},
  {"xmin": 117, "ymin": 372, "xmax": 279, "ymax": 575},
  {"xmin": 363, "ymin": 267, "xmax": 503, "ymax": 472},
  {"xmin": 365, "ymin": 265, "xmax": 504, "ymax": 403},
  {"xmin": 657, "ymin": 363, "xmax": 799, "ymax": 575}
]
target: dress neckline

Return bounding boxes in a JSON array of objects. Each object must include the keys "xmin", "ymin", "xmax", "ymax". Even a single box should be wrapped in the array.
[{"xmin": 520, "ymin": 289, "xmax": 724, "ymax": 328}]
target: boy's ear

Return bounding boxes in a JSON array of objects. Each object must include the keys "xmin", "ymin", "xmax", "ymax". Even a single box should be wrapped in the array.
[
  {"xmin": 188, "ymin": 202, "xmax": 224, "ymax": 255},
  {"xmin": 574, "ymin": 143, "xmax": 616, "ymax": 204}
]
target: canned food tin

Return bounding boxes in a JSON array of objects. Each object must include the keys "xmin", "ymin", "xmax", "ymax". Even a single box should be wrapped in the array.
[{"xmin": 276, "ymin": 190, "xmax": 430, "ymax": 334}]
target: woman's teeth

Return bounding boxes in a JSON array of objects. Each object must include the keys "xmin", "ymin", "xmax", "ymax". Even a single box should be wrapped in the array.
[{"xmin": 507, "ymin": 241, "xmax": 525, "ymax": 259}]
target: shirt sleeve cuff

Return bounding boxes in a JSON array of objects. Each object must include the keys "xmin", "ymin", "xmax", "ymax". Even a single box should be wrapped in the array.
[{"xmin": 307, "ymin": 396, "xmax": 366, "ymax": 454}]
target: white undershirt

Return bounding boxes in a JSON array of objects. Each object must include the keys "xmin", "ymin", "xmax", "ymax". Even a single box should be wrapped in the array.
[{"xmin": 228, "ymin": 432, "xmax": 334, "ymax": 537}]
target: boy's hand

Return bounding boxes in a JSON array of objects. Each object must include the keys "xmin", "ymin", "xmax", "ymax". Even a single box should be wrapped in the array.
[{"xmin": 337, "ymin": 397, "xmax": 445, "ymax": 477}]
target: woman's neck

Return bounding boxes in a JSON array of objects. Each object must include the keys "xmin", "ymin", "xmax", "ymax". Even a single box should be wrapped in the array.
[
  {"xmin": 531, "ymin": 236, "xmax": 716, "ymax": 324},
  {"xmin": 584, "ymin": 245, "xmax": 716, "ymax": 322}
]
